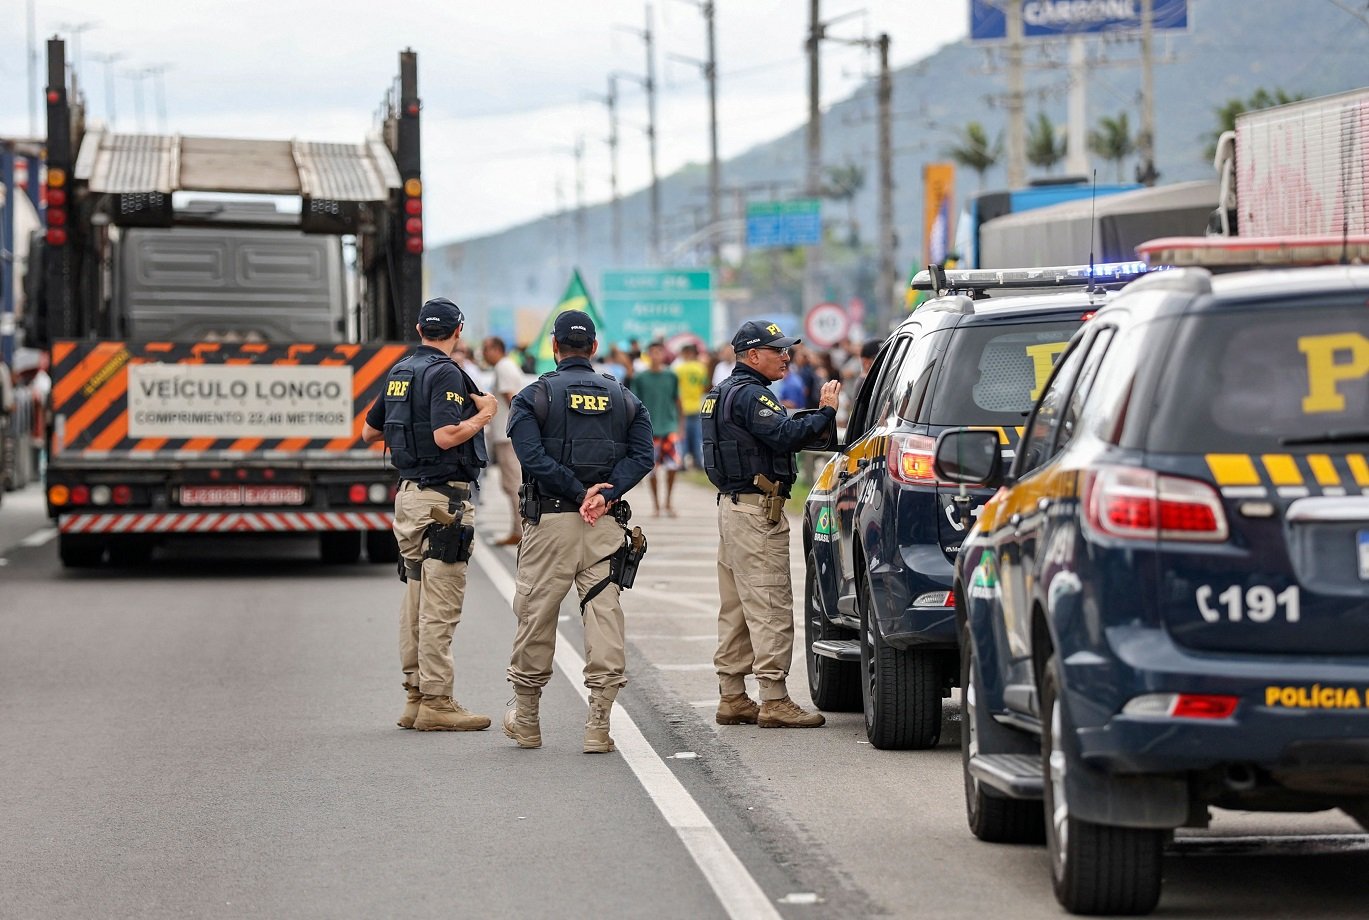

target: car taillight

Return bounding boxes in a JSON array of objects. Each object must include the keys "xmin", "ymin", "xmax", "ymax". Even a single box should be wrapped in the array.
[
  {"xmin": 348, "ymin": 483, "xmax": 368, "ymax": 503},
  {"xmin": 886, "ymin": 433, "xmax": 937, "ymax": 486},
  {"xmin": 913, "ymin": 591, "xmax": 955, "ymax": 607},
  {"xmin": 1084, "ymin": 466, "xmax": 1228, "ymax": 542},
  {"xmin": 1122, "ymin": 693, "xmax": 1238, "ymax": 719}
]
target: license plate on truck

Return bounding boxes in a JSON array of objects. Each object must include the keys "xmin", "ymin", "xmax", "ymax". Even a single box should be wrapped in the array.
[{"xmin": 180, "ymin": 485, "xmax": 306, "ymax": 506}]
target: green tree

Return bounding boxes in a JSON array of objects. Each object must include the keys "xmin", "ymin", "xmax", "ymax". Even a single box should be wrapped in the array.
[
  {"xmin": 1205, "ymin": 88, "xmax": 1305, "ymax": 160},
  {"xmin": 1026, "ymin": 112, "xmax": 1067, "ymax": 173},
  {"xmin": 944, "ymin": 122, "xmax": 1002, "ymax": 189},
  {"xmin": 1088, "ymin": 112, "xmax": 1135, "ymax": 183},
  {"xmin": 823, "ymin": 161, "xmax": 867, "ymax": 245}
]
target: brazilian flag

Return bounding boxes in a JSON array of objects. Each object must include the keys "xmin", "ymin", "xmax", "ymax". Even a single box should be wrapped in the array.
[{"xmin": 533, "ymin": 269, "xmax": 606, "ymax": 374}]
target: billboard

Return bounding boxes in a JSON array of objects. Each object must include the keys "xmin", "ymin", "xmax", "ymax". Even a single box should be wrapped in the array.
[
  {"xmin": 970, "ymin": 0, "xmax": 1188, "ymax": 40},
  {"xmin": 600, "ymin": 269, "xmax": 713, "ymax": 348}
]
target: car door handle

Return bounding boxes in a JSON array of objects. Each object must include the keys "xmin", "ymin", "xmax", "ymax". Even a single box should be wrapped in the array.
[
  {"xmin": 856, "ymin": 458, "xmax": 870, "ymax": 470},
  {"xmin": 1037, "ymin": 498, "xmax": 1049, "ymax": 511}
]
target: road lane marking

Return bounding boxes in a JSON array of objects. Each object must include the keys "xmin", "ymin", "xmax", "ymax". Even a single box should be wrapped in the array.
[
  {"xmin": 18, "ymin": 527, "xmax": 57, "ymax": 548},
  {"xmin": 473, "ymin": 543, "xmax": 783, "ymax": 920}
]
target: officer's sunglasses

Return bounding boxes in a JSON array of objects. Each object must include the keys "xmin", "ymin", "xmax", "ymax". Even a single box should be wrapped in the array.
[{"xmin": 762, "ymin": 346, "xmax": 791, "ymax": 358}]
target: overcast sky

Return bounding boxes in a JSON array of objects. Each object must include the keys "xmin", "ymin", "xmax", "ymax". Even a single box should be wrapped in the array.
[{"xmin": 1, "ymin": 1, "xmax": 970, "ymax": 245}]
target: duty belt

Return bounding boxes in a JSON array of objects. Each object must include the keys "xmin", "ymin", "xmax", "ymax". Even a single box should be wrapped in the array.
[
  {"xmin": 719, "ymin": 490, "xmax": 790, "ymax": 505},
  {"xmin": 410, "ymin": 479, "xmax": 472, "ymax": 502},
  {"xmin": 535, "ymin": 496, "xmax": 581, "ymax": 514}
]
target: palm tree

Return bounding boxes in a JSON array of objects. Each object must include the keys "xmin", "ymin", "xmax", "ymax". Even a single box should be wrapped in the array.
[
  {"xmin": 1026, "ymin": 112, "xmax": 1067, "ymax": 173},
  {"xmin": 1205, "ymin": 88, "xmax": 1305, "ymax": 160},
  {"xmin": 1088, "ymin": 113, "xmax": 1135, "ymax": 183},
  {"xmin": 945, "ymin": 122, "xmax": 1002, "ymax": 189},
  {"xmin": 823, "ymin": 161, "xmax": 867, "ymax": 245}
]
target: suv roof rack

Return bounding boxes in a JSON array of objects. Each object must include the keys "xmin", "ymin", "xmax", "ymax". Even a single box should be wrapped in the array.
[{"xmin": 910, "ymin": 261, "xmax": 1152, "ymax": 294}]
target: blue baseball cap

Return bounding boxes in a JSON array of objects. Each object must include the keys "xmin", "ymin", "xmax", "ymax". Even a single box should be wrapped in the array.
[
  {"xmin": 418, "ymin": 297, "xmax": 464, "ymax": 335},
  {"xmin": 553, "ymin": 310, "xmax": 596, "ymax": 346}
]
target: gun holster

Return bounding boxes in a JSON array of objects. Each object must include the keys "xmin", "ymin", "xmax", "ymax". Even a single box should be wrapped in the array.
[
  {"xmin": 579, "ymin": 522, "xmax": 648, "ymax": 613},
  {"xmin": 424, "ymin": 501, "xmax": 474, "ymax": 564},
  {"xmin": 518, "ymin": 482, "xmax": 542, "ymax": 524}
]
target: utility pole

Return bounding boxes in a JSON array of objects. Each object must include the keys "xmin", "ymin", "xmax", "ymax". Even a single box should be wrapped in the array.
[
  {"xmin": 606, "ymin": 76, "xmax": 622, "ymax": 264},
  {"xmin": 57, "ymin": 20, "xmax": 98, "ymax": 81},
  {"xmin": 1065, "ymin": 36, "xmax": 1089, "ymax": 175},
  {"xmin": 574, "ymin": 134, "xmax": 586, "ymax": 266},
  {"xmin": 616, "ymin": 5, "xmax": 661, "ymax": 264},
  {"xmin": 804, "ymin": 0, "xmax": 824, "ymax": 313},
  {"xmin": 668, "ymin": 0, "xmax": 722, "ymax": 271},
  {"xmin": 1136, "ymin": 0, "xmax": 1159, "ymax": 185},
  {"xmin": 875, "ymin": 33, "xmax": 894, "ymax": 333},
  {"xmin": 145, "ymin": 64, "xmax": 170, "ymax": 133},
  {"xmin": 125, "ymin": 69, "xmax": 147, "ymax": 131},
  {"xmin": 1005, "ymin": 1, "xmax": 1027, "ymax": 188},
  {"xmin": 91, "ymin": 52, "xmax": 124, "ymax": 126}
]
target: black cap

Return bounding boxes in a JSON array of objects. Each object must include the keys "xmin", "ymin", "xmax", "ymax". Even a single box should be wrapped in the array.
[
  {"xmin": 860, "ymin": 339, "xmax": 882, "ymax": 359},
  {"xmin": 418, "ymin": 297, "xmax": 464, "ymax": 335},
  {"xmin": 731, "ymin": 320, "xmax": 801, "ymax": 352},
  {"xmin": 553, "ymin": 309, "xmax": 596, "ymax": 346}
]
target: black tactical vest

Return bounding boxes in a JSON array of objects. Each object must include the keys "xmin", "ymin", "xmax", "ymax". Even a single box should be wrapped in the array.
[
  {"xmin": 531, "ymin": 365, "xmax": 632, "ymax": 487},
  {"xmin": 382, "ymin": 350, "xmax": 485, "ymax": 484},
  {"xmin": 700, "ymin": 375, "xmax": 796, "ymax": 493}
]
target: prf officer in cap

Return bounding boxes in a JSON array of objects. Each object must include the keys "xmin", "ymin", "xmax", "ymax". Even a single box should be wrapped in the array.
[
  {"xmin": 363, "ymin": 297, "xmax": 497, "ymax": 732},
  {"xmin": 701, "ymin": 321, "xmax": 839, "ymax": 728},
  {"xmin": 503, "ymin": 310, "xmax": 653, "ymax": 753}
]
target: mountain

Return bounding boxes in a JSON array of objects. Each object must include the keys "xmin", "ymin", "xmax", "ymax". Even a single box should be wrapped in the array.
[{"xmin": 430, "ymin": 0, "xmax": 1369, "ymax": 345}]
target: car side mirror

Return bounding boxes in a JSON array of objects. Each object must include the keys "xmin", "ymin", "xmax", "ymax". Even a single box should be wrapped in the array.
[
  {"xmin": 932, "ymin": 428, "xmax": 1003, "ymax": 486},
  {"xmin": 793, "ymin": 408, "xmax": 840, "ymax": 452}
]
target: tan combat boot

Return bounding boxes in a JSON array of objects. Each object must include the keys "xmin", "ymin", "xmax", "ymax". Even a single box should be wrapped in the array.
[
  {"xmin": 583, "ymin": 689, "xmax": 617, "ymax": 754},
  {"xmin": 715, "ymin": 693, "xmax": 760, "ymax": 725},
  {"xmin": 414, "ymin": 695, "xmax": 492, "ymax": 732},
  {"xmin": 758, "ymin": 696, "xmax": 826, "ymax": 728},
  {"xmin": 502, "ymin": 687, "xmax": 543, "ymax": 749},
  {"xmin": 397, "ymin": 684, "xmax": 423, "ymax": 730}
]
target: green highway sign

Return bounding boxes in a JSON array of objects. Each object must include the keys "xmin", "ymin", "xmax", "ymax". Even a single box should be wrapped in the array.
[{"xmin": 600, "ymin": 269, "xmax": 713, "ymax": 347}]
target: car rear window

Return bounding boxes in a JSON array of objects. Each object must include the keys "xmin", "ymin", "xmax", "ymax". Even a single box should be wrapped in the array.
[
  {"xmin": 1147, "ymin": 301, "xmax": 1369, "ymax": 453},
  {"xmin": 927, "ymin": 320, "xmax": 1081, "ymax": 426}
]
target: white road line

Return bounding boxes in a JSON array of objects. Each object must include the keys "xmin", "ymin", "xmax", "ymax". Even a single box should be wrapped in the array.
[
  {"xmin": 473, "ymin": 543, "xmax": 783, "ymax": 920},
  {"xmin": 18, "ymin": 527, "xmax": 57, "ymax": 548}
]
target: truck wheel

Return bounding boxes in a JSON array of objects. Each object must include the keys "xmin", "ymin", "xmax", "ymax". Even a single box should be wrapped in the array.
[
  {"xmin": 366, "ymin": 529, "xmax": 399, "ymax": 564},
  {"xmin": 805, "ymin": 552, "xmax": 861, "ymax": 712},
  {"xmin": 961, "ymin": 621, "xmax": 1044, "ymax": 843},
  {"xmin": 320, "ymin": 531, "xmax": 362, "ymax": 564},
  {"xmin": 859, "ymin": 574, "xmax": 941, "ymax": 750},
  {"xmin": 1041, "ymin": 652, "xmax": 1164, "ymax": 915},
  {"xmin": 59, "ymin": 534, "xmax": 105, "ymax": 568}
]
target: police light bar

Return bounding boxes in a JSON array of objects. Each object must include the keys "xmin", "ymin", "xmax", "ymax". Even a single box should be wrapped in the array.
[
  {"xmin": 1138, "ymin": 235, "xmax": 1369, "ymax": 268},
  {"xmin": 910, "ymin": 261, "xmax": 1151, "ymax": 292}
]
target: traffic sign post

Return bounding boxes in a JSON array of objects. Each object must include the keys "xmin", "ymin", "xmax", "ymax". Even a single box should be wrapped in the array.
[
  {"xmin": 746, "ymin": 199, "xmax": 822, "ymax": 249},
  {"xmin": 600, "ymin": 269, "xmax": 713, "ymax": 348},
  {"xmin": 804, "ymin": 302, "xmax": 850, "ymax": 349}
]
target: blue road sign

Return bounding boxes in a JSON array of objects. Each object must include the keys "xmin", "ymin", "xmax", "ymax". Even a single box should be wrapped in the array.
[
  {"xmin": 970, "ymin": 0, "xmax": 1188, "ymax": 41},
  {"xmin": 746, "ymin": 199, "xmax": 822, "ymax": 249}
]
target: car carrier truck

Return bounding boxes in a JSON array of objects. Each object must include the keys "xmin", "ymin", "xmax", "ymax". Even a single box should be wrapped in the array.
[{"xmin": 31, "ymin": 38, "xmax": 426, "ymax": 567}]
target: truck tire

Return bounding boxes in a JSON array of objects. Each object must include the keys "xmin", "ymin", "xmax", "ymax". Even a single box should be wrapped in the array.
[
  {"xmin": 1041, "ymin": 652, "xmax": 1164, "ymax": 915},
  {"xmin": 366, "ymin": 529, "xmax": 399, "ymax": 564},
  {"xmin": 859, "ymin": 573, "xmax": 941, "ymax": 750},
  {"xmin": 59, "ymin": 534, "xmax": 105, "ymax": 568},
  {"xmin": 806, "ymin": 552, "xmax": 861, "ymax": 712},
  {"xmin": 320, "ymin": 531, "xmax": 362, "ymax": 564},
  {"xmin": 961, "ymin": 621, "xmax": 1044, "ymax": 843}
]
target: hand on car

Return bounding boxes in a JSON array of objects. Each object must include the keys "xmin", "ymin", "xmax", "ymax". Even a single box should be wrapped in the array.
[{"xmin": 819, "ymin": 380, "xmax": 841, "ymax": 410}]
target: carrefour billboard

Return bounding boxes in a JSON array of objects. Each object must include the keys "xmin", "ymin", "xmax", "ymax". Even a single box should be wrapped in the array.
[{"xmin": 970, "ymin": 0, "xmax": 1188, "ymax": 40}]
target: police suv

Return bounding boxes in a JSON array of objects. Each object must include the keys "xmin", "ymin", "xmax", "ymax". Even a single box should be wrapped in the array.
[
  {"xmin": 802, "ymin": 263, "xmax": 1151, "ymax": 749},
  {"xmin": 935, "ymin": 262, "xmax": 1369, "ymax": 915}
]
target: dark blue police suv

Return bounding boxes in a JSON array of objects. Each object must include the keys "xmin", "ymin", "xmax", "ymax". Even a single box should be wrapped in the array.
[
  {"xmin": 803, "ymin": 263, "xmax": 1150, "ymax": 750},
  {"xmin": 935, "ymin": 264, "xmax": 1369, "ymax": 915}
]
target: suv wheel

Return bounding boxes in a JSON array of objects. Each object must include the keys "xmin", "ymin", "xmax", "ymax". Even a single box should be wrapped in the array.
[
  {"xmin": 858, "ymin": 573, "xmax": 941, "ymax": 750},
  {"xmin": 805, "ymin": 552, "xmax": 861, "ymax": 712},
  {"xmin": 1041, "ymin": 652, "xmax": 1164, "ymax": 915},
  {"xmin": 962, "ymin": 621, "xmax": 1044, "ymax": 843}
]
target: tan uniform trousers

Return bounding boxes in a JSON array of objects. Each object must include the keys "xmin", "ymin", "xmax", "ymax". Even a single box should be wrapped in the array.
[
  {"xmin": 507, "ymin": 509, "xmax": 628, "ymax": 694},
  {"xmin": 714, "ymin": 497, "xmax": 794, "ymax": 701},
  {"xmin": 491, "ymin": 440, "xmax": 522, "ymax": 532},
  {"xmin": 393, "ymin": 480, "xmax": 474, "ymax": 697}
]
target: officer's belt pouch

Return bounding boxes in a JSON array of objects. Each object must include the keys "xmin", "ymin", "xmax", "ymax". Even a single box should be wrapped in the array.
[
  {"xmin": 425, "ymin": 521, "xmax": 475, "ymax": 564},
  {"xmin": 384, "ymin": 420, "xmax": 413, "ymax": 457}
]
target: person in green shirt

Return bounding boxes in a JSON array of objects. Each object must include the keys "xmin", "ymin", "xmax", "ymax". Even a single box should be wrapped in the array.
[{"xmin": 629, "ymin": 341, "xmax": 682, "ymax": 516}]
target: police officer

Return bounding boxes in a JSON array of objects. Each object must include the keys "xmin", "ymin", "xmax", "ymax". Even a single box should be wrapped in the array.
[
  {"xmin": 362, "ymin": 297, "xmax": 497, "ymax": 732},
  {"xmin": 503, "ymin": 310, "xmax": 654, "ymax": 753},
  {"xmin": 702, "ymin": 321, "xmax": 840, "ymax": 728}
]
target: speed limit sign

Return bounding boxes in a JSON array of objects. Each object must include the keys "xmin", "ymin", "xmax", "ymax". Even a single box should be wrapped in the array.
[{"xmin": 804, "ymin": 302, "xmax": 849, "ymax": 348}]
